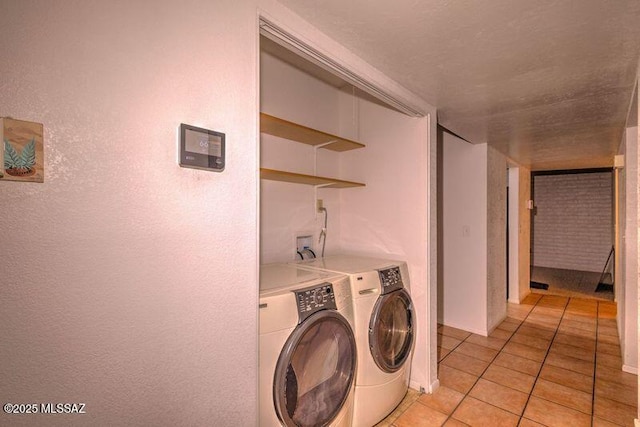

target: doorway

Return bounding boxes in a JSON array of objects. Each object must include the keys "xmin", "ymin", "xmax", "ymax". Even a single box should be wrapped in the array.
[{"xmin": 529, "ymin": 168, "xmax": 614, "ymax": 300}]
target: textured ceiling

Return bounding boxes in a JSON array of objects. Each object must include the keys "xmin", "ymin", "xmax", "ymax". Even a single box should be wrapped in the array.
[{"xmin": 276, "ymin": 0, "xmax": 640, "ymax": 170}]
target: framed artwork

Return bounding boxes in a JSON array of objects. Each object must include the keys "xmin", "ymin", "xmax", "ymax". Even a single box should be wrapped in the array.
[{"xmin": 1, "ymin": 118, "xmax": 44, "ymax": 183}]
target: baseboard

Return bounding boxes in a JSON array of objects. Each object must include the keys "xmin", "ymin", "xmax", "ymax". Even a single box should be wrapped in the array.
[
  {"xmin": 623, "ymin": 364, "xmax": 638, "ymax": 375},
  {"xmin": 487, "ymin": 312, "xmax": 508, "ymax": 336},
  {"xmin": 508, "ymin": 290, "xmax": 531, "ymax": 305},
  {"xmin": 410, "ymin": 378, "xmax": 439, "ymax": 394},
  {"xmin": 441, "ymin": 321, "xmax": 487, "ymax": 337}
]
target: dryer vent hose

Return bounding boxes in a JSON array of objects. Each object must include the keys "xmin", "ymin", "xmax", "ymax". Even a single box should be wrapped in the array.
[{"xmin": 297, "ymin": 248, "xmax": 316, "ymax": 260}]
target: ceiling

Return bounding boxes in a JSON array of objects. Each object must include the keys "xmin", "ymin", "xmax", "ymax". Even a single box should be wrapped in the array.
[{"xmin": 274, "ymin": 0, "xmax": 640, "ymax": 170}]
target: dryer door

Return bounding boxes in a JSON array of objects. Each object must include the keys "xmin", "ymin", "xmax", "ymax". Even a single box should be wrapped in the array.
[
  {"xmin": 273, "ymin": 310, "xmax": 357, "ymax": 427},
  {"xmin": 369, "ymin": 288, "xmax": 414, "ymax": 373}
]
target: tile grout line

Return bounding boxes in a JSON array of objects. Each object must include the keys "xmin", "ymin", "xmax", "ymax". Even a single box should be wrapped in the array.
[
  {"xmin": 430, "ymin": 298, "xmax": 612, "ymax": 427},
  {"xmin": 440, "ymin": 296, "xmax": 544, "ymax": 426},
  {"xmin": 438, "ymin": 323, "xmax": 516, "ymax": 424},
  {"xmin": 483, "ymin": 299, "xmax": 602, "ymax": 423},
  {"xmin": 515, "ymin": 296, "xmax": 571, "ymax": 426},
  {"xmin": 590, "ymin": 301, "xmax": 600, "ymax": 427},
  {"xmin": 438, "ymin": 327, "xmax": 467, "ymax": 363},
  {"xmin": 523, "ymin": 299, "xmax": 613, "ymax": 425},
  {"xmin": 392, "ymin": 300, "xmax": 625, "ymax": 427}
]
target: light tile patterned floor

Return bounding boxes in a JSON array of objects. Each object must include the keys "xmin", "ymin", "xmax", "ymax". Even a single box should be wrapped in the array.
[{"xmin": 376, "ymin": 294, "xmax": 638, "ymax": 427}]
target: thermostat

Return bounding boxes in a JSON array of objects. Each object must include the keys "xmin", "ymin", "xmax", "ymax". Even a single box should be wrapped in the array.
[{"xmin": 179, "ymin": 123, "xmax": 225, "ymax": 172}]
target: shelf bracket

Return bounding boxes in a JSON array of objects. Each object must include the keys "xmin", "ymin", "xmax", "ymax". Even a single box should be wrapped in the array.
[
  {"xmin": 316, "ymin": 140, "xmax": 338, "ymax": 149},
  {"xmin": 315, "ymin": 183, "xmax": 334, "ymax": 189},
  {"xmin": 314, "ymin": 140, "xmax": 339, "ymax": 175}
]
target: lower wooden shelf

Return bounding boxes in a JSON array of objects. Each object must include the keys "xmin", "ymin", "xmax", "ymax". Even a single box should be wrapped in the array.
[{"xmin": 260, "ymin": 168, "xmax": 365, "ymax": 189}]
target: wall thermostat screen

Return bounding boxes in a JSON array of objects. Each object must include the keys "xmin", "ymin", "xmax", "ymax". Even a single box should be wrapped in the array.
[{"xmin": 185, "ymin": 129, "xmax": 222, "ymax": 157}]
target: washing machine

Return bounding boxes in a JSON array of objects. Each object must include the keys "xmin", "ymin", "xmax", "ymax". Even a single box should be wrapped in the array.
[
  {"xmin": 259, "ymin": 263, "xmax": 358, "ymax": 427},
  {"xmin": 294, "ymin": 255, "xmax": 415, "ymax": 427}
]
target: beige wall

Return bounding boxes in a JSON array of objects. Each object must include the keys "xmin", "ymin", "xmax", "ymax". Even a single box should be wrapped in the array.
[
  {"xmin": 260, "ymin": 49, "xmax": 343, "ymax": 262},
  {"xmin": 486, "ymin": 146, "xmax": 508, "ymax": 332},
  {"xmin": 439, "ymin": 137, "xmax": 509, "ymax": 335},
  {"xmin": 519, "ymin": 167, "xmax": 532, "ymax": 301},
  {"xmin": 0, "ymin": 1, "xmax": 259, "ymax": 425},
  {"xmin": 439, "ymin": 134, "xmax": 488, "ymax": 335},
  {"xmin": 1, "ymin": 2, "xmax": 442, "ymax": 424},
  {"xmin": 636, "ymin": 80, "xmax": 640, "ymax": 415},
  {"xmin": 508, "ymin": 165, "xmax": 532, "ymax": 303},
  {"xmin": 619, "ymin": 126, "xmax": 638, "ymax": 373}
]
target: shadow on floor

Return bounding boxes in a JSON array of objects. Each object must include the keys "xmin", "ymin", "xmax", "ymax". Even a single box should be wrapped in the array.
[{"xmin": 530, "ymin": 266, "xmax": 614, "ymax": 301}]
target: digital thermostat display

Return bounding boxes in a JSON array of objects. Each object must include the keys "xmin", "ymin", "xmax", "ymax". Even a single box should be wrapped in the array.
[{"xmin": 179, "ymin": 123, "xmax": 225, "ymax": 172}]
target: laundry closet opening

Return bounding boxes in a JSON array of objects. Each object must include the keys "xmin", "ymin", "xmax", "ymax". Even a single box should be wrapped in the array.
[
  {"xmin": 259, "ymin": 34, "xmax": 428, "ymax": 266},
  {"xmin": 257, "ymin": 22, "xmax": 435, "ymax": 401}
]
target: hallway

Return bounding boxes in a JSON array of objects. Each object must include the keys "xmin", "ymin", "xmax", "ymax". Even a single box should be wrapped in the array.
[{"xmin": 378, "ymin": 294, "xmax": 637, "ymax": 426}]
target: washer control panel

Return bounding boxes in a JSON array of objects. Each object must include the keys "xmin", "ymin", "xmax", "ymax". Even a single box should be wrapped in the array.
[
  {"xmin": 378, "ymin": 266, "xmax": 404, "ymax": 294},
  {"xmin": 294, "ymin": 282, "xmax": 336, "ymax": 323}
]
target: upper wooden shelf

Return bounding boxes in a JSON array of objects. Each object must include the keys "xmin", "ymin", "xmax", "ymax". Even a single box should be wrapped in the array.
[
  {"xmin": 260, "ymin": 113, "xmax": 365, "ymax": 152},
  {"xmin": 260, "ymin": 168, "xmax": 365, "ymax": 189}
]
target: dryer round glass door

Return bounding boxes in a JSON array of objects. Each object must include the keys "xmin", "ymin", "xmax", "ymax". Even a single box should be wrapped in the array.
[
  {"xmin": 368, "ymin": 288, "xmax": 414, "ymax": 373},
  {"xmin": 273, "ymin": 310, "xmax": 357, "ymax": 427}
]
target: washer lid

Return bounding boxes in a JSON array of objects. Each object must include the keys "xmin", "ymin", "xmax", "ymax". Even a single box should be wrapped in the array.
[
  {"xmin": 274, "ymin": 310, "xmax": 357, "ymax": 427},
  {"xmin": 369, "ymin": 288, "xmax": 414, "ymax": 373},
  {"xmin": 297, "ymin": 255, "xmax": 401, "ymax": 274},
  {"xmin": 260, "ymin": 263, "xmax": 334, "ymax": 294}
]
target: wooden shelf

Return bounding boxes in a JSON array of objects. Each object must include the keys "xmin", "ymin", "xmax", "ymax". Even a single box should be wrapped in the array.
[
  {"xmin": 260, "ymin": 168, "xmax": 365, "ymax": 189},
  {"xmin": 260, "ymin": 113, "xmax": 365, "ymax": 152}
]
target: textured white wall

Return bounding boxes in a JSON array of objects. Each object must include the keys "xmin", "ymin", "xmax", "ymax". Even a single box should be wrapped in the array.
[
  {"xmin": 439, "ymin": 134, "xmax": 488, "ymax": 335},
  {"xmin": 337, "ymin": 93, "xmax": 432, "ymax": 390},
  {"xmin": 616, "ymin": 138, "xmax": 627, "ymax": 367},
  {"xmin": 622, "ymin": 125, "xmax": 638, "ymax": 373},
  {"xmin": 532, "ymin": 172, "xmax": 613, "ymax": 272},
  {"xmin": 260, "ymin": 50, "xmax": 342, "ymax": 263},
  {"xmin": 518, "ymin": 168, "xmax": 532, "ymax": 301},
  {"xmin": 260, "ymin": 55, "xmax": 434, "ymax": 391},
  {"xmin": 508, "ymin": 168, "xmax": 521, "ymax": 303},
  {"xmin": 0, "ymin": 1, "xmax": 258, "ymax": 425},
  {"xmin": 486, "ymin": 147, "xmax": 507, "ymax": 332},
  {"xmin": 507, "ymin": 166, "xmax": 532, "ymax": 304}
]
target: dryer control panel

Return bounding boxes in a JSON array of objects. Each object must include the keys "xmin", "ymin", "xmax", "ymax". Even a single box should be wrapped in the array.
[
  {"xmin": 294, "ymin": 282, "xmax": 336, "ymax": 323},
  {"xmin": 378, "ymin": 266, "xmax": 404, "ymax": 294}
]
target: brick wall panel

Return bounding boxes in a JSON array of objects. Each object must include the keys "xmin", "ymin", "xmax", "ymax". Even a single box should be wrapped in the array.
[{"xmin": 532, "ymin": 172, "xmax": 613, "ymax": 272}]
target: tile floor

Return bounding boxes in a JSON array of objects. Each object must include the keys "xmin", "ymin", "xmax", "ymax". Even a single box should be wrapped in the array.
[{"xmin": 376, "ymin": 294, "xmax": 638, "ymax": 426}]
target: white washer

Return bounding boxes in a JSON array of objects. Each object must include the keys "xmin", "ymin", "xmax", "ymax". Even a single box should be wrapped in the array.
[
  {"xmin": 294, "ymin": 255, "xmax": 415, "ymax": 427},
  {"xmin": 259, "ymin": 263, "xmax": 357, "ymax": 427}
]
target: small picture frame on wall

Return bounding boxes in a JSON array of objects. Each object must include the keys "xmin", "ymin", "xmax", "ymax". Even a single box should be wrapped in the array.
[{"xmin": 1, "ymin": 117, "xmax": 44, "ymax": 183}]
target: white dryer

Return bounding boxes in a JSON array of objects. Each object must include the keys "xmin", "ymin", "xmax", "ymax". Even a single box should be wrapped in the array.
[
  {"xmin": 294, "ymin": 255, "xmax": 415, "ymax": 427},
  {"xmin": 259, "ymin": 263, "xmax": 358, "ymax": 427}
]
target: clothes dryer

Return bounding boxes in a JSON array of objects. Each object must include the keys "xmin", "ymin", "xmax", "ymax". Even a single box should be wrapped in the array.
[
  {"xmin": 259, "ymin": 263, "xmax": 357, "ymax": 427},
  {"xmin": 294, "ymin": 255, "xmax": 415, "ymax": 427}
]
